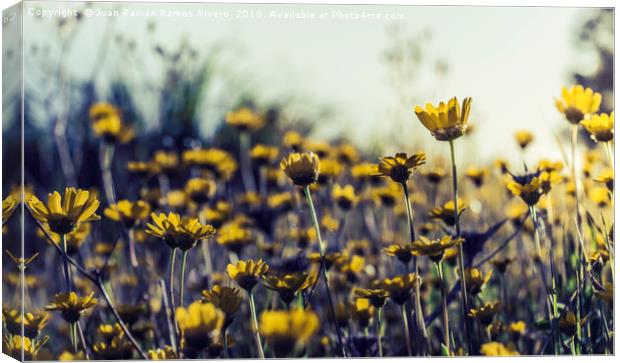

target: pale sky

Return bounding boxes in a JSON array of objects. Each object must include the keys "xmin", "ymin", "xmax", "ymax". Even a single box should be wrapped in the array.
[{"xmin": 21, "ymin": 2, "xmax": 604, "ymax": 165}]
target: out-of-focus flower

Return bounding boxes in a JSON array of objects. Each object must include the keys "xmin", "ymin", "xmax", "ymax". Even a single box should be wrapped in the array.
[
  {"xmin": 465, "ymin": 166, "xmax": 489, "ymax": 188},
  {"xmin": 58, "ymin": 350, "xmax": 86, "ymax": 360},
  {"xmin": 332, "ymin": 184, "xmax": 359, "ymax": 211},
  {"xmin": 27, "ymin": 188, "xmax": 100, "ymax": 235},
  {"xmin": 91, "ymin": 113, "xmax": 135, "ymax": 144},
  {"xmin": 371, "ymin": 182, "xmax": 401, "ymax": 207},
  {"xmin": 429, "ymin": 200, "xmax": 467, "ymax": 226},
  {"xmin": 414, "ymin": 97, "xmax": 472, "ymax": 141},
  {"xmin": 201, "ymin": 285, "xmax": 243, "ymax": 328},
  {"xmin": 176, "ymin": 301, "xmax": 224, "ymax": 351},
  {"xmin": 491, "ymin": 257, "xmax": 514, "ymax": 274},
  {"xmin": 582, "ymin": 112, "xmax": 614, "ymax": 142},
  {"xmin": 2, "ymin": 195, "xmax": 17, "ymax": 224},
  {"xmin": 555, "ymin": 85, "xmax": 601, "ymax": 124},
  {"xmin": 594, "ymin": 282, "xmax": 613, "ymax": 304},
  {"xmin": 353, "ymin": 287, "xmax": 388, "ymax": 308},
  {"xmin": 45, "ymin": 291, "xmax": 98, "ymax": 323},
  {"xmin": 317, "ymin": 158, "xmax": 343, "ymax": 184},
  {"xmin": 2, "ymin": 334, "xmax": 48, "ymax": 361},
  {"xmin": 147, "ymin": 346, "xmax": 177, "ymax": 360},
  {"xmin": 336, "ymin": 143, "xmax": 360, "ymax": 164},
  {"xmin": 480, "ymin": 342, "xmax": 519, "ymax": 356},
  {"xmin": 227, "ymin": 259, "xmax": 269, "ymax": 291},
  {"xmin": 558, "ymin": 311, "xmax": 581, "ymax": 336},
  {"xmin": 283, "ymin": 130, "xmax": 304, "ymax": 151},
  {"xmin": 2, "ymin": 308, "xmax": 48, "ymax": 338},
  {"xmin": 268, "ymin": 192, "xmax": 295, "ymax": 212},
  {"xmin": 468, "ymin": 302, "xmax": 501, "ymax": 326},
  {"xmin": 259, "ymin": 308, "xmax": 319, "ymax": 357},
  {"xmin": 594, "ymin": 169, "xmax": 614, "ymax": 192},
  {"xmin": 421, "ymin": 166, "xmax": 447, "ymax": 185},
  {"xmin": 463, "ymin": 268, "xmax": 493, "ymax": 295},
  {"xmin": 494, "ymin": 159, "xmax": 510, "ymax": 174},
  {"xmin": 263, "ymin": 271, "xmax": 314, "ymax": 304},
  {"xmin": 250, "ymin": 144, "xmax": 279, "ymax": 166},
  {"xmin": 374, "ymin": 152, "xmax": 426, "ymax": 184},
  {"xmin": 351, "ymin": 298, "xmax": 375, "ymax": 327},
  {"xmin": 200, "ymin": 201, "xmax": 231, "ymax": 228},
  {"xmin": 588, "ymin": 185, "xmax": 610, "ymax": 208},
  {"xmin": 89, "ymin": 102, "xmax": 119, "ymax": 121},
  {"xmin": 152, "ymin": 150, "xmax": 179, "ymax": 175},
  {"xmin": 382, "ymin": 273, "xmax": 417, "ymax": 305},
  {"xmin": 104, "ymin": 200, "xmax": 150, "ymax": 228},
  {"xmin": 216, "ymin": 221, "xmax": 254, "ymax": 254},
  {"xmin": 183, "ymin": 148, "xmax": 238, "ymax": 180},
  {"xmin": 515, "ymin": 130, "xmax": 534, "ymax": 149},
  {"xmin": 304, "ymin": 140, "xmax": 332, "ymax": 158},
  {"xmin": 508, "ymin": 321, "xmax": 527, "ymax": 336},
  {"xmin": 146, "ymin": 212, "xmax": 216, "ymax": 251},
  {"xmin": 185, "ymin": 178, "xmax": 216, "ymax": 204},
  {"xmin": 411, "ymin": 235, "xmax": 463, "ymax": 263},
  {"xmin": 351, "ymin": 162, "xmax": 381, "ymax": 185},
  {"xmin": 383, "ymin": 244, "xmax": 414, "ymax": 264},
  {"xmin": 116, "ymin": 303, "xmax": 147, "ymax": 325},
  {"xmin": 280, "ymin": 152, "xmax": 320, "ymax": 186},
  {"xmin": 127, "ymin": 161, "xmax": 159, "ymax": 179},
  {"xmin": 226, "ymin": 107, "xmax": 264, "ymax": 131}
]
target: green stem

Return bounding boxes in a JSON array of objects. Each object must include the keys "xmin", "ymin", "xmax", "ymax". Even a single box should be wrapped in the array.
[
  {"xmin": 249, "ymin": 291, "xmax": 265, "ymax": 359},
  {"xmin": 303, "ymin": 186, "xmax": 347, "ymax": 357},
  {"xmin": 128, "ymin": 228, "xmax": 138, "ymax": 268},
  {"xmin": 169, "ymin": 249, "xmax": 177, "ymax": 309},
  {"xmin": 223, "ymin": 329, "xmax": 230, "ymax": 358},
  {"xmin": 61, "ymin": 234, "xmax": 73, "ymax": 292},
  {"xmin": 400, "ymin": 304, "xmax": 413, "ymax": 356},
  {"xmin": 449, "ymin": 140, "xmax": 472, "ymax": 353},
  {"xmin": 180, "ymin": 250, "xmax": 188, "ymax": 307}
]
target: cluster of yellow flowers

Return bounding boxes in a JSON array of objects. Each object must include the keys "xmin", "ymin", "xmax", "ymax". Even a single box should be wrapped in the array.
[{"xmin": 1, "ymin": 86, "xmax": 613, "ymax": 360}]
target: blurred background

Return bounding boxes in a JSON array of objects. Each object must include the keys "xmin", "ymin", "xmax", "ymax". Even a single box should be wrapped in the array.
[{"xmin": 2, "ymin": 2, "xmax": 613, "ymax": 188}]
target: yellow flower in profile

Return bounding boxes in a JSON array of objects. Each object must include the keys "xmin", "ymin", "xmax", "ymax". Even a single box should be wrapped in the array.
[
  {"xmin": 336, "ymin": 143, "xmax": 360, "ymax": 164},
  {"xmin": 267, "ymin": 192, "xmax": 295, "ymax": 212},
  {"xmin": 429, "ymin": 200, "xmax": 467, "ymax": 226},
  {"xmin": 145, "ymin": 212, "xmax": 216, "ymax": 251},
  {"xmin": 353, "ymin": 287, "xmax": 388, "ymax": 308},
  {"xmin": 2, "ymin": 334, "xmax": 48, "ymax": 361},
  {"xmin": 45, "ymin": 291, "xmax": 98, "ymax": 323},
  {"xmin": 558, "ymin": 311, "xmax": 579, "ymax": 336},
  {"xmin": 92, "ymin": 336, "xmax": 134, "ymax": 360},
  {"xmin": 127, "ymin": 161, "xmax": 159, "ymax": 179},
  {"xmin": 185, "ymin": 178, "xmax": 216, "ymax": 204},
  {"xmin": 317, "ymin": 158, "xmax": 343, "ymax": 184},
  {"xmin": 515, "ymin": 130, "xmax": 534, "ymax": 149},
  {"xmin": 411, "ymin": 235, "xmax": 464, "ymax": 263},
  {"xmin": 182, "ymin": 148, "xmax": 238, "ymax": 180},
  {"xmin": 226, "ymin": 107, "xmax": 264, "ymax": 131},
  {"xmin": 594, "ymin": 169, "xmax": 614, "ymax": 192},
  {"xmin": 227, "ymin": 259, "xmax": 269, "ymax": 291},
  {"xmin": 468, "ymin": 302, "xmax": 502, "ymax": 326},
  {"xmin": 371, "ymin": 182, "xmax": 401, "ymax": 207},
  {"xmin": 382, "ymin": 273, "xmax": 417, "ymax": 305},
  {"xmin": 509, "ymin": 321, "xmax": 527, "ymax": 336},
  {"xmin": 280, "ymin": 152, "xmax": 321, "ymax": 186},
  {"xmin": 383, "ymin": 244, "xmax": 414, "ymax": 264},
  {"xmin": 351, "ymin": 162, "xmax": 381, "ymax": 184},
  {"xmin": 2, "ymin": 195, "xmax": 18, "ymax": 224},
  {"xmin": 555, "ymin": 85, "xmax": 602, "ymax": 124},
  {"xmin": 587, "ymin": 185, "xmax": 610, "ymax": 208},
  {"xmin": 27, "ymin": 188, "xmax": 100, "ymax": 235},
  {"xmin": 201, "ymin": 285, "xmax": 243, "ymax": 328},
  {"xmin": 480, "ymin": 342, "xmax": 519, "ymax": 356},
  {"xmin": 506, "ymin": 172, "xmax": 545, "ymax": 206},
  {"xmin": 104, "ymin": 200, "xmax": 151, "ymax": 228},
  {"xmin": 152, "ymin": 150, "xmax": 179, "ymax": 174},
  {"xmin": 2, "ymin": 308, "xmax": 48, "ymax": 338},
  {"xmin": 374, "ymin": 152, "xmax": 426, "ymax": 184},
  {"xmin": 250, "ymin": 144, "xmax": 279, "ymax": 165},
  {"xmin": 259, "ymin": 308, "xmax": 320, "ymax": 357},
  {"xmin": 176, "ymin": 301, "xmax": 224, "ymax": 351},
  {"xmin": 414, "ymin": 97, "xmax": 473, "ymax": 141},
  {"xmin": 332, "ymin": 184, "xmax": 359, "ymax": 211},
  {"xmin": 581, "ymin": 112, "xmax": 614, "ymax": 142},
  {"xmin": 263, "ymin": 272, "xmax": 314, "ymax": 304}
]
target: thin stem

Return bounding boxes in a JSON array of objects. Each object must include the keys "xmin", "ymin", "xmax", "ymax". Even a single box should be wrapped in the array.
[
  {"xmin": 303, "ymin": 186, "xmax": 347, "ymax": 357},
  {"xmin": 100, "ymin": 142, "xmax": 117, "ymax": 207},
  {"xmin": 400, "ymin": 304, "xmax": 413, "ymax": 356},
  {"xmin": 169, "ymin": 249, "xmax": 177, "ymax": 310},
  {"xmin": 376, "ymin": 307, "xmax": 383, "ymax": 357},
  {"xmin": 449, "ymin": 140, "xmax": 471, "ymax": 353},
  {"xmin": 223, "ymin": 329, "xmax": 230, "ymax": 358},
  {"xmin": 249, "ymin": 291, "xmax": 265, "ymax": 359},
  {"xmin": 180, "ymin": 250, "xmax": 189, "ymax": 307},
  {"xmin": 402, "ymin": 182, "xmax": 428, "ymax": 354},
  {"xmin": 436, "ymin": 261, "xmax": 450, "ymax": 354},
  {"xmin": 60, "ymin": 234, "xmax": 73, "ymax": 292},
  {"xmin": 239, "ymin": 131, "xmax": 257, "ymax": 193},
  {"xmin": 159, "ymin": 279, "xmax": 178, "ymax": 354},
  {"xmin": 127, "ymin": 228, "xmax": 138, "ymax": 268}
]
